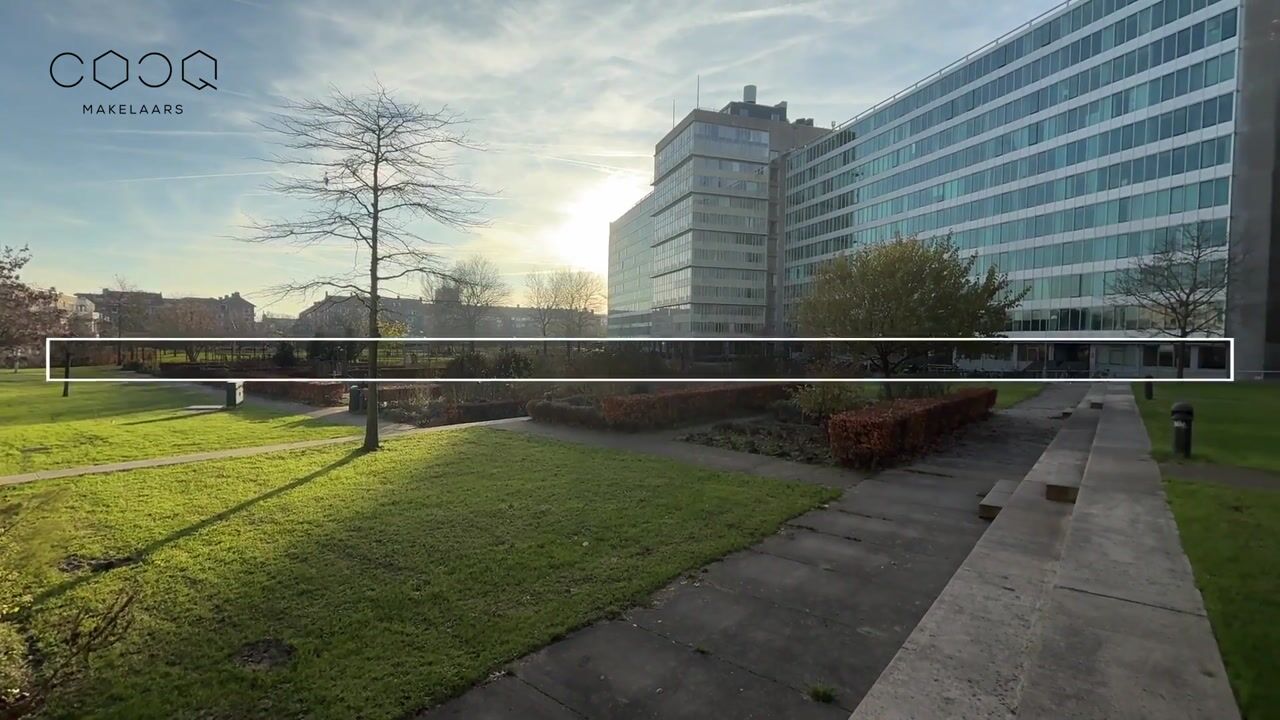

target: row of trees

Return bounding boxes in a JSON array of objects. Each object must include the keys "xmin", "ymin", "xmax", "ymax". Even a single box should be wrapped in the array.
[{"xmin": 421, "ymin": 257, "xmax": 605, "ymax": 337}]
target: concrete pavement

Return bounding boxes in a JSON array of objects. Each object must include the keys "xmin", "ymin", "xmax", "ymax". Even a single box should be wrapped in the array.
[{"xmin": 425, "ymin": 385, "xmax": 1084, "ymax": 718}]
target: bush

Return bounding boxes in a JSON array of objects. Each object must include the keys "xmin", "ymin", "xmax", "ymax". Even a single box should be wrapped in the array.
[
  {"xmin": 246, "ymin": 382, "xmax": 346, "ymax": 407},
  {"xmin": 273, "ymin": 343, "xmax": 297, "ymax": 367},
  {"xmin": 526, "ymin": 398, "xmax": 606, "ymax": 427},
  {"xmin": 827, "ymin": 388, "xmax": 996, "ymax": 468},
  {"xmin": 441, "ymin": 352, "xmax": 492, "ymax": 379},
  {"xmin": 600, "ymin": 384, "xmax": 790, "ymax": 431},
  {"xmin": 447, "ymin": 399, "xmax": 527, "ymax": 423},
  {"xmin": 791, "ymin": 384, "xmax": 871, "ymax": 421},
  {"xmin": 492, "ymin": 350, "xmax": 534, "ymax": 379}
]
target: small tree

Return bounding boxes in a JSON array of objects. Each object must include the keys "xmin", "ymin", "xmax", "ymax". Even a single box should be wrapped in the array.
[
  {"xmin": 152, "ymin": 300, "xmax": 221, "ymax": 362},
  {"xmin": 552, "ymin": 269, "xmax": 605, "ymax": 337},
  {"xmin": 103, "ymin": 276, "xmax": 150, "ymax": 365},
  {"xmin": 244, "ymin": 83, "xmax": 487, "ymax": 451},
  {"xmin": 1110, "ymin": 222, "xmax": 1227, "ymax": 378},
  {"xmin": 797, "ymin": 235, "xmax": 1023, "ymax": 393},
  {"xmin": 525, "ymin": 272, "xmax": 561, "ymax": 339},
  {"xmin": 0, "ymin": 247, "xmax": 62, "ymax": 373},
  {"xmin": 426, "ymin": 256, "xmax": 508, "ymax": 337}
]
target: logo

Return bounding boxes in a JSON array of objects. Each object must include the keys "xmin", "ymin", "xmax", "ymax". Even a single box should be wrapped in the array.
[{"xmin": 50, "ymin": 50, "xmax": 218, "ymax": 91}]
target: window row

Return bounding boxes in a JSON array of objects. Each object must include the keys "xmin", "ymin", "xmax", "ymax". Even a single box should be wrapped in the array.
[
  {"xmin": 795, "ymin": 0, "xmax": 1231, "ymax": 173},
  {"xmin": 787, "ymin": 134, "xmax": 1231, "ymax": 248},
  {"xmin": 971, "ymin": 217, "xmax": 1227, "ymax": 274},
  {"xmin": 1007, "ymin": 302, "xmax": 1223, "ymax": 332},
  {"xmin": 791, "ymin": 24, "xmax": 1237, "ymax": 195},
  {"xmin": 784, "ymin": 176, "xmax": 1230, "ymax": 267},
  {"xmin": 787, "ymin": 89, "xmax": 1234, "ymax": 224}
]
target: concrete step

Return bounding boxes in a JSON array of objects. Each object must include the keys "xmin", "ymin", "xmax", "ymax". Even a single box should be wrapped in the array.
[
  {"xmin": 1013, "ymin": 384, "xmax": 1239, "ymax": 719},
  {"xmin": 978, "ymin": 479, "xmax": 1018, "ymax": 520},
  {"xmin": 849, "ymin": 384, "xmax": 1099, "ymax": 720},
  {"xmin": 1044, "ymin": 474, "xmax": 1081, "ymax": 503}
]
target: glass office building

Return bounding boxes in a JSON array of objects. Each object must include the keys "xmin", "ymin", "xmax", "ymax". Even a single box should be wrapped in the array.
[
  {"xmin": 608, "ymin": 88, "xmax": 828, "ymax": 337},
  {"xmin": 782, "ymin": 0, "xmax": 1242, "ymax": 342}
]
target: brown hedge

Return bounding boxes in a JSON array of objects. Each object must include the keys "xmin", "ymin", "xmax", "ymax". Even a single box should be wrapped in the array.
[
  {"xmin": 827, "ymin": 388, "xmax": 996, "ymax": 468},
  {"xmin": 599, "ymin": 384, "xmax": 790, "ymax": 431}
]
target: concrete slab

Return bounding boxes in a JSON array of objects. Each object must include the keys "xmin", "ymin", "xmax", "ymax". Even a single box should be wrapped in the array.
[
  {"xmin": 1016, "ymin": 587, "xmax": 1238, "ymax": 720},
  {"xmin": 511, "ymin": 621, "xmax": 846, "ymax": 720},
  {"xmin": 788, "ymin": 509, "xmax": 984, "ymax": 560},
  {"xmin": 839, "ymin": 479, "xmax": 992, "ymax": 514},
  {"xmin": 422, "ymin": 675, "xmax": 579, "ymax": 719},
  {"xmin": 752, "ymin": 530, "xmax": 960, "ymax": 587},
  {"xmin": 629, "ymin": 582, "xmax": 901, "ymax": 710},
  {"xmin": 700, "ymin": 549, "xmax": 946, "ymax": 629}
]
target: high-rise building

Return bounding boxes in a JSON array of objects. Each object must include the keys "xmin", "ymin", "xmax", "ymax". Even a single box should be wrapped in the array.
[
  {"xmin": 780, "ymin": 0, "xmax": 1277, "ymax": 373},
  {"xmin": 608, "ymin": 87, "xmax": 828, "ymax": 337},
  {"xmin": 606, "ymin": 0, "xmax": 1278, "ymax": 373}
]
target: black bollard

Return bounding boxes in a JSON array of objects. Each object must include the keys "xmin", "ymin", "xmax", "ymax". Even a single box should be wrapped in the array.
[
  {"xmin": 1144, "ymin": 375, "xmax": 1154, "ymax": 400},
  {"xmin": 1171, "ymin": 402, "xmax": 1194, "ymax": 459}
]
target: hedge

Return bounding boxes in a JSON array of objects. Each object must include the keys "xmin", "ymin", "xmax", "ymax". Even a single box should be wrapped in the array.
[
  {"xmin": 246, "ymin": 382, "xmax": 346, "ymax": 407},
  {"xmin": 600, "ymin": 384, "xmax": 790, "ymax": 431},
  {"xmin": 526, "ymin": 398, "xmax": 606, "ymax": 428},
  {"xmin": 827, "ymin": 388, "xmax": 996, "ymax": 468},
  {"xmin": 447, "ymin": 399, "xmax": 527, "ymax": 423}
]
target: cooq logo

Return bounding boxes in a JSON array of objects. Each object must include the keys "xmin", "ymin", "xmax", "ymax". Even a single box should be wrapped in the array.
[{"xmin": 50, "ymin": 50, "xmax": 217, "ymax": 90}]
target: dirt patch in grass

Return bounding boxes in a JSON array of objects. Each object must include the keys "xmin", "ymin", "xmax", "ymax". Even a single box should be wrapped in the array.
[
  {"xmin": 57, "ymin": 553, "xmax": 138, "ymax": 574},
  {"xmin": 234, "ymin": 639, "xmax": 296, "ymax": 672}
]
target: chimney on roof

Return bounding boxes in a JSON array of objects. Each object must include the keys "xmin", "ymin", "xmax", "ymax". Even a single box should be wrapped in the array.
[{"xmin": 743, "ymin": 84, "xmax": 757, "ymax": 103}]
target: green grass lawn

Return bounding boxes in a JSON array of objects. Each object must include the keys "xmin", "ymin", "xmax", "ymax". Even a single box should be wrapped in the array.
[
  {"xmin": 0, "ymin": 428, "xmax": 836, "ymax": 719},
  {"xmin": 991, "ymin": 382, "xmax": 1044, "ymax": 409},
  {"xmin": 1166, "ymin": 479, "xmax": 1280, "ymax": 720},
  {"xmin": 0, "ymin": 369, "xmax": 356, "ymax": 475},
  {"xmin": 1134, "ymin": 381, "xmax": 1280, "ymax": 473}
]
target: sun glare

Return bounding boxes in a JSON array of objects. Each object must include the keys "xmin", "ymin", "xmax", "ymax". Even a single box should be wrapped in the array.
[{"xmin": 539, "ymin": 172, "xmax": 651, "ymax": 273}]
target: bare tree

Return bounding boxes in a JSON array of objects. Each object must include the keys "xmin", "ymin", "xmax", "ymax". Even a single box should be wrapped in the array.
[
  {"xmin": 551, "ymin": 269, "xmax": 605, "ymax": 337},
  {"xmin": 0, "ymin": 246, "xmax": 62, "ymax": 373},
  {"xmin": 426, "ymin": 256, "xmax": 508, "ymax": 336},
  {"xmin": 152, "ymin": 300, "xmax": 221, "ymax": 362},
  {"xmin": 525, "ymin": 272, "xmax": 562, "ymax": 338},
  {"xmin": 102, "ymin": 276, "xmax": 151, "ymax": 365},
  {"xmin": 1110, "ymin": 222, "xmax": 1227, "ymax": 378},
  {"xmin": 244, "ymin": 83, "xmax": 487, "ymax": 451}
]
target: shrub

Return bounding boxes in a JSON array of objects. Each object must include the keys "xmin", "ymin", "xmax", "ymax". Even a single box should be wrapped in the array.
[
  {"xmin": 827, "ymin": 388, "xmax": 996, "ymax": 468},
  {"xmin": 526, "ymin": 398, "xmax": 606, "ymax": 427},
  {"xmin": 600, "ymin": 384, "xmax": 789, "ymax": 431},
  {"xmin": 441, "ymin": 352, "xmax": 492, "ymax": 379},
  {"xmin": 446, "ymin": 399, "xmax": 527, "ymax": 423},
  {"xmin": 492, "ymin": 350, "xmax": 534, "ymax": 379},
  {"xmin": 246, "ymin": 382, "xmax": 346, "ymax": 406},
  {"xmin": 272, "ymin": 343, "xmax": 297, "ymax": 367},
  {"xmin": 791, "ymin": 384, "xmax": 871, "ymax": 421}
]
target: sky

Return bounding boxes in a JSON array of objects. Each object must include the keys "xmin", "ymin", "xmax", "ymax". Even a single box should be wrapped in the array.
[{"xmin": 0, "ymin": 0, "xmax": 1062, "ymax": 316}]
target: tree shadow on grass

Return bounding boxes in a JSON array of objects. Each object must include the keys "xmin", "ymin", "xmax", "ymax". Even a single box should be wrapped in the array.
[{"xmin": 32, "ymin": 449, "xmax": 365, "ymax": 608}]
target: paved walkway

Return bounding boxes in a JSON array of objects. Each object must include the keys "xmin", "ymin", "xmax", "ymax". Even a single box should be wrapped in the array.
[
  {"xmin": 0, "ymin": 416, "xmax": 525, "ymax": 487},
  {"xmin": 852, "ymin": 384, "xmax": 1239, "ymax": 720},
  {"xmin": 425, "ymin": 385, "xmax": 1086, "ymax": 718}
]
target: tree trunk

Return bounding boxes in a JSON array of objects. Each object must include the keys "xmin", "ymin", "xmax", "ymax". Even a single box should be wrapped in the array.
[
  {"xmin": 364, "ymin": 156, "xmax": 382, "ymax": 453},
  {"xmin": 1175, "ymin": 340, "xmax": 1187, "ymax": 379},
  {"xmin": 62, "ymin": 348, "xmax": 72, "ymax": 396}
]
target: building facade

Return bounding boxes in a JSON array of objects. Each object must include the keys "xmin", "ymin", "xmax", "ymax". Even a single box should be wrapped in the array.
[
  {"xmin": 608, "ymin": 87, "xmax": 828, "ymax": 337},
  {"xmin": 779, "ymin": 0, "xmax": 1280, "ymax": 375}
]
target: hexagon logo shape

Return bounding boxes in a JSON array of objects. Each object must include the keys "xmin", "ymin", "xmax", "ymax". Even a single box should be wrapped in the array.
[
  {"xmin": 181, "ymin": 50, "xmax": 217, "ymax": 90},
  {"xmin": 93, "ymin": 50, "xmax": 128, "ymax": 90}
]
